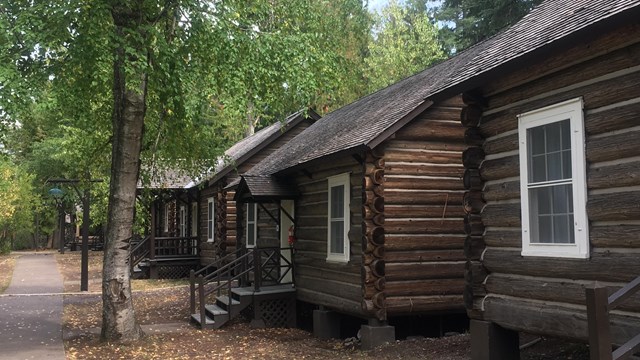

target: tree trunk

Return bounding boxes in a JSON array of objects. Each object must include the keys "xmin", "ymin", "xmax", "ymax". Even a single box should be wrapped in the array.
[{"xmin": 101, "ymin": 5, "xmax": 146, "ymax": 343}]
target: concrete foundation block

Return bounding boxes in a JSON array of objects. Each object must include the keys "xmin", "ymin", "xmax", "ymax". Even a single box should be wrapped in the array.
[
  {"xmin": 360, "ymin": 324, "xmax": 395, "ymax": 350},
  {"xmin": 313, "ymin": 309, "xmax": 341, "ymax": 339},
  {"xmin": 470, "ymin": 319, "xmax": 520, "ymax": 360}
]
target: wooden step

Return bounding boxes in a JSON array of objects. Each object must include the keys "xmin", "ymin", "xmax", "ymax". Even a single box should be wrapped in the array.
[
  {"xmin": 216, "ymin": 295, "xmax": 241, "ymax": 311},
  {"xmin": 190, "ymin": 313, "xmax": 215, "ymax": 329},
  {"xmin": 205, "ymin": 304, "xmax": 228, "ymax": 317}
]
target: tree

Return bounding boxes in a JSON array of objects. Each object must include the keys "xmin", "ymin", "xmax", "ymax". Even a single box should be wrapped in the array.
[
  {"xmin": 365, "ymin": 0, "xmax": 445, "ymax": 92},
  {"xmin": 1, "ymin": 0, "xmax": 373, "ymax": 343},
  {"xmin": 429, "ymin": 0, "xmax": 543, "ymax": 54}
]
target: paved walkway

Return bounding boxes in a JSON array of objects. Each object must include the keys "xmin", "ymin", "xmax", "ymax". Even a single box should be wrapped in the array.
[{"xmin": 0, "ymin": 253, "xmax": 65, "ymax": 360}]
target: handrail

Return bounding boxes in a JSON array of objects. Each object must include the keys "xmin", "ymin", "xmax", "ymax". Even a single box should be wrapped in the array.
[
  {"xmin": 586, "ymin": 275, "xmax": 640, "ymax": 360},
  {"xmin": 189, "ymin": 247, "xmax": 295, "ymax": 321},
  {"xmin": 129, "ymin": 235, "xmax": 150, "ymax": 272}
]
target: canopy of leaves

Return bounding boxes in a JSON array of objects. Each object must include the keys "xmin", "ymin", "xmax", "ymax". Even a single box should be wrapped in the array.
[{"xmin": 365, "ymin": 0, "xmax": 445, "ymax": 92}]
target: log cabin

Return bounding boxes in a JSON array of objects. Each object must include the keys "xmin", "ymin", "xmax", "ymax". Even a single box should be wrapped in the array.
[
  {"xmin": 134, "ymin": 166, "xmax": 201, "ymax": 279},
  {"xmin": 227, "ymin": 50, "xmax": 490, "ymax": 348},
  {"xmin": 196, "ymin": 109, "xmax": 319, "ymax": 266},
  {"xmin": 406, "ymin": 0, "xmax": 640, "ymax": 358}
]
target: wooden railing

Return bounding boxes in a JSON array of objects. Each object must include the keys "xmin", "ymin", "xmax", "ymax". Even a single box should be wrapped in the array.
[
  {"xmin": 189, "ymin": 247, "xmax": 294, "ymax": 320},
  {"xmin": 129, "ymin": 235, "xmax": 150, "ymax": 272},
  {"xmin": 586, "ymin": 276, "xmax": 640, "ymax": 360},
  {"xmin": 129, "ymin": 235, "xmax": 199, "ymax": 274}
]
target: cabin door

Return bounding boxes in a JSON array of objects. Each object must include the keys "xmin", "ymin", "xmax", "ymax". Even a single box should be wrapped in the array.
[{"xmin": 279, "ymin": 200, "xmax": 294, "ymax": 283}]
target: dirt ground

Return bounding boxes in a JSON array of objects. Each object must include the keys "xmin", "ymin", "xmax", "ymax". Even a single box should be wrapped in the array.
[
  {"xmin": 0, "ymin": 253, "xmax": 19, "ymax": 293},
  {"xmin": 53, "ymin": 251, "xmax": 590, "ymax": 359}
]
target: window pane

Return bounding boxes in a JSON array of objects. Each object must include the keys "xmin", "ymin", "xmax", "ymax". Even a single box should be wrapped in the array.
[
  {"xmin": 529, "ymin": 127, "xmax": 546, "ymax": 155},
  {"xmin": 531, "ymin": 187, "xmax": 551, "ymax": 215},
  {"xmin": 553, "ymin": 215, "xmax": 572, "ymax": 243},
  {"xmin": 561, "ymin": 120, "xmax": 571, "ymax": 150},
  {"xmin": 533, "ymin": 215, "xmax": 553, "ymax": 243},
  {"xmin": 552, "ymin": 184, "xmax": 571, "ymax": 214},
  {"xmin": 330, "ymin": 220, "xmax": 344, "ymax": 254},
  {"xmin": 331, "ymin": 185, "xmax": 344, "ymax": 218},
  {"xmin": 547, "ymin": 152, "xmax": 562, "ymax": 181},
  {"xmin": 248, "ymin": 203, "xmax": 255, "ymax": 221},
  {"xmin": 562, "ymin": 150, "xmax": 572, "ymax": 179},
  {"xmin": 547, "ymin": 122, "xmax": 562, "ymax": 152},
  {"xmin": 248, "ymin": 224, "xmax": 255, "ymax": 246},
  {"xmin": 531, "ymin": 155, "xmax": 546, "ymax": 182}
]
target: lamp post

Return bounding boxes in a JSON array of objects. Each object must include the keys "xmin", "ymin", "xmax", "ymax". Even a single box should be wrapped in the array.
[{"xmin": 48, "ymin": 186, "xmax": 65, "ymax": 254}]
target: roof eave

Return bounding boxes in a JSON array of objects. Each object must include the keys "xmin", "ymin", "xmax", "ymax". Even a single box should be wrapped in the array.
[{"xmin": 366, "ymin": 99, "xmax": 435, "ymax": 150}]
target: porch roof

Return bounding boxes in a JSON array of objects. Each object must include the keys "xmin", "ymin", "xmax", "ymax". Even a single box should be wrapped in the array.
[{"xmin": 234, "ymin": 175, "xmax": 299, "ymax": 202}]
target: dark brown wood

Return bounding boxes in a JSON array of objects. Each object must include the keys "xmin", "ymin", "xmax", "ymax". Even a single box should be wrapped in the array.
[
  {"xmin": 395, "ymin": 119, "xmax": 466, "ymax": 142},
  {"xmin": 384, "ymin": 278, "xmax": 464, "ymax": 297},
  {"xmin": 384, "ymin": 140, "xmax": 467, "ymax": 152},
  {"xmin": 482, "ymin": 203, "xmax": 521, "ymax": 227},
  {"xmin": 483, "ymin": 180, "xmax": 520, "ymax": 202},
  {"xmin": 385, "ymin": 191, "xmax": 463, "ymax": 206},
  {"xmin": 372, "ymin": 291, "xmax": 385, "ymax": 308},
  {"xmin": 587, "ymin": 191, "xmax": 640, "ymax": 222},
  {"xmin": 386, "ymin": 295, "xmax": 464, "ymax": 314},
  {"xmin": 480, "ymin": 155, "xmax": 519, "ymax": 181},
  {"xmin": 484, "ymin": 228, "xmax": 521, "ymax": 248},
  {"xmin": 462, "ymin": 147, "xmax": 486, "ymax": 169},
  {"xmin": 461, "ymin": 105, "xmax": 483, "ymax": 127},
  {"xmin": 385, "ymin": 204, "xmax": 465, "ymax": 218},
  {"xmin": 483, "ymin": 133, "xmax": 518, "ymax": 154},
  {"xmin": 384, "ymin": 177, "xmax": 465, "ymax": 191},
  {"xmin": 385, "ymin": 262, "xmax": 465, "ymax": 281},
  {"xmin": 591, "ymin": 225, "xmax": 640, "ymax": 248},
  {"xmin": 464, "ymin": 214, "xmax": 484, "ymax": 236},
  {"xmin": 465, "ymin": 127, "xmax": 485, "ymax": 146},
  {"xmin": 463, "ymin": 169, "xmax": 484, "ymax": 191},
  {"xmin": 385, "ymin": 219, "xmax": 465, "ymax": 235},
  {"xmin": 384, "ymin": 234, "xmax": 465, "ymax": 251},
  {"xmin": 463, "ymin": 191, "xmax": 486, "ymax": 214},
  {"xmin": 464, "ymin": 236, "xmax": 485, "ymax": 260},
  {"xmin": 366, "ymin": 226, "xmax": 385, "ymax": 246},
  {"xmin": 374, "ymin": 277, "xmax": 386, "ymax": 291},
  {"xmin": 385, "ymin": 163, "xmax": 464, "ymax": 177},
  {"xmin": 384, "ymin": 249, "xmax": 465, "ymax": 263},
  {"xmin": 589, "ymin": 161, "xmax": 640, "ymax": 190},
  {"xmin": 586, "ymin": 100, "xmax": 640, "ymax": 136},
  {"xmin": 384, "ymin": 149, "xmax": 461, "ymax": 164},
  {"xmin": 587, "ymin": 129, "xmax": 640, "ymax": 164},
  {"xmin": 370, "ymin": 259, "xmax": 385, "ymax": 277}
]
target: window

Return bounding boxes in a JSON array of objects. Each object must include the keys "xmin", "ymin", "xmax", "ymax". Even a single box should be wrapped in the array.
[
  {"xmin": 327, "ymin": 173, "xmax": 350, "ymax": 262},
  {"xmin": 518, "ymin": 98, "xmax": 588, "ymax": 258},
  {"xmin": 191, "ymin": 202, "xmax": 198, "ymax": 237},
  {"xmin": 163, "ymin": 204, "xmax": 169, "ymax": 233},
  {"xmin": 207, "ymin": 197, "xmax": 214, "ymax": 242},
  {"xmin": 179, "ymin": 205, "xmax": 186, "ymax": 237},
  {"xmin": 246, "ymin": 203, "xmax": 257, "ymax": 248}
]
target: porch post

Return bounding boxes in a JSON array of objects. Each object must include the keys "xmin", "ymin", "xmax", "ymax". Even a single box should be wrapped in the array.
[{"xmin": 149, "ymin": 199, "xmax": 158, "ymax": 279}]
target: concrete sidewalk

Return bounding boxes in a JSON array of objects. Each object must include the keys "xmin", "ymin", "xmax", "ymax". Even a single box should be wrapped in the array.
[{"xmin": 0, "ymin": 253, "xmax": 65, "ymax": 360}]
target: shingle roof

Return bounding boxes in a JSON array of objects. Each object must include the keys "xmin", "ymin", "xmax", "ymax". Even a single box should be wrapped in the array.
[
  {"xmin": 139, "ymin": 165, "xmax": 201, "ymax": 190},
  {"xmin": 205, "ymin": 108, "xmax": 320, "ymax": 185},
  {"xmin": 247, "ymin": 0, "xmax": 640, "ymax": 176},
  {"xmin": 234, "ymin": 175, "xmax": 299, "ymax": 201}
]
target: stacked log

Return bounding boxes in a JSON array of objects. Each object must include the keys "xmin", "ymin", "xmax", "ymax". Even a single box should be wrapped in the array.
[
  {"xmin": 460, "ymin": 93, "xmax": 488, "ymax": 320},
  {"xmin": 361, "ymin": 149, "xmax": 387, "ymax": 321},
  {"xmin": 215, "ymin": 183, "xmax": 228, "ymax": 256}
]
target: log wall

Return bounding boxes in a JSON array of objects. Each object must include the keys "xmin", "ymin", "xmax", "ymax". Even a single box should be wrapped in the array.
[
  {"xmin": 380, "ymin": 97, "xmax": 467, "ymax": 317},
  {"xmin": 199, "ymin": 118, "xmax": 314, "ymax": 266},
  {"xmin": 468, "ymin": 25, "xmax": 640, "ymax": 343},
  {"xmin": 292, "ymin": 156, "xmax": 365, "ymax": 317}
]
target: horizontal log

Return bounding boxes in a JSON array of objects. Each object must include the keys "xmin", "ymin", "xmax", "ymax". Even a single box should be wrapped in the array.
[
  {"xmin": 384, "ymin": 205, "xmax": 465, "ymax": 219},
  {"xmin": 463, "ymin": 169, "xmax": 483, "ymax": 191},
  {"xmin": 482, "ymin": 203, "xmax": 521, "ymax": 227},
  {"xmin": 483, "ymin": 248, "xmax": 640, "ymax": 282},
  {"xmin": 384, "ymin": 278, "xmax": 465, "ymax": 297},
  {"xmin": 395, "ymin": 119, "xmax": 466, "ymax": 142},
  {"xmin": 364, "ymin": 176, "xmax": 385, "ymax": 194},
  {"xmin": 384, "ymin": 249, "xmax": 465, "ymax": 263},
  {"xmin": 384, "ymin": 176, "xmax": 465, "ymax": 191},
  {"xmin": 384, "ymin": 235, "xmax": 465, "ymax": 251},
  {"xmin": 588, "ymin": 160, "xmax": 640, "ymax": 190},
  {"xmin": 586, "ymin": 100, "xmax": 640, "ymax": 136},
  {"xmin": 384, "ymin": 149, "xmax": 461, "ymax": 164},
  {"xmin": 363, "ymin": 207, "xmax": 385, "ymax": 225},
  {"xmin": 296, "ymin": 288, "xmax": 365, "ymax": 317},
  {"xmin": 384, "ymin": 219, "xmax": 465, "ymax": 235},
  {"xmin": 463, "ymin": 191, "xmax": 486, "ymax": 214},
  {"xmin": 464, "ymin": 236, "xmax": 485, "ymax": 260},
  {"xmin": 483, "ymin": 295, "xmax": 640, "ymax": 344},
  {"xmin": 587, "ymin": 191, "xmax": 640, "ymax": 222},
  {"xmin": 385, "ymin": 190, "xmax": 463, "ymax": 206},
  {"xmin": 486, "ymin": 273, "xmax": 640, "ymax": 312},
  {"xmin": 385, "ymin": 262, "xmax": 465, "ymax": 281},
  {"xmin": 461, "ymin": 105, "xmax": 483, "ymax": 127},
  {"xmin": 385, "ymin": 295, "xmax": 464, "ymax": 315},
  {"xmin": 462, "ymin": 147, "xmax": 485, "ymax": 169},
  {"xmin": 384, "ymin": 140, "xmax": 467, "ymax": 152},
  {"xmin": 483, "ymin": 228, "xmax": 521, "ymax": 248},
  {"xmin": 483, "ymin": 180, "xmax": 520, "ymax": 202},
  {"xmin": 483, "ymin": 133, "xmax": 518, "ymax": 155},
  {"xmin": 385, "ymin": 163, "xmax": 464, "ymax": 177},
  {"xmin": 591, "ymin": 225, "xmax": 640, "ymax": 248},
  {"xmin": 587, "ymin": 129, "xmax": 640, "ymax": 164},
  {"xmin": 419, "ymin": 106, "xmax": 463, "ymax": 121},
  {"xmin": 480, "ymin": 155, "xmax": 519, "ymax": 181},
  {"xmin": 464, "ymin": 214, "xmax": 484, "ymax": 236}
]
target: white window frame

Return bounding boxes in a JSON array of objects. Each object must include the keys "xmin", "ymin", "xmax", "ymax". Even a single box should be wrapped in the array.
[
  {"xmin": 518, "ymin": 98, "xmax": 589, "ymax": 259},
  {"xmin": 246, "ymin": 203, "xmax": 257, "ymax": 248},
  {"xmin": 207, "ymin": 197, "xmax": 215, "ymax": 242},
  {"xmin": 163, "ymin": 203, "xmax": 169, "ymax": 233},
  {"xmin": 179, "ymin": 205, "xmax": 186, "ymax": 237},
  {"xmin": 327, "ymin": 173, "xmax": 350, "ymax": 262},
  {"xmin": 190, "ymin": 202, "xmax": 198, "ymax": 237}
]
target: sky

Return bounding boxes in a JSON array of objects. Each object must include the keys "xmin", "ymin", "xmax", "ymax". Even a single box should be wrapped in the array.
[{"xmin": 367, "ymin": 0, "xmax": 389, "ymax": 13}]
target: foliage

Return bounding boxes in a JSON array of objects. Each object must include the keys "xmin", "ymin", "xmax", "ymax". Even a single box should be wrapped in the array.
[
  {"xmin": 0, "ymin": 158, "xmax": 39, "ymax": 253},
  {"xmin": 365, "ymin": 0, "xmax": 445, "ymax": 92},
  {"xmin": 429, "ymin": 0, "xmax": 543, "ymax": 54}
]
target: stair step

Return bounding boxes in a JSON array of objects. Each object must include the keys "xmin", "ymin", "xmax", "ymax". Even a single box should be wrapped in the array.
[
  {"xmin": 216, "ymin": 295, "xmax": 240, "ymax": 311},
  {"xmin": 190, "ymin": 313, "xmax": 215, "ymax": 328},
  {"xmin": 204, "ymin": 304, "xmax": 228, "ymax": 317}
]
